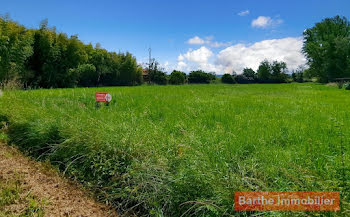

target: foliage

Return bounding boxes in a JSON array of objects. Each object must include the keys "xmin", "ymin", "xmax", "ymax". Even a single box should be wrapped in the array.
[
  {"xmin": 101, "ymin": 52, "xmax": 142, "ymax": 86},
  {"xmin": 71, "ymin": 64, "xmax": 96, "ymax": 87},
  {"xmin": 257, "ymin": 60, "xmax": 271, "ymax": 82},
  {"xmin": 169, "ymin": 70, "xmax": 186, "ymax": 85},
  {"xmin": 303, "ymin": 16, "xmax": 350, "ymax": 83},
  {"xmin": 207, "ymin": 72, "xmax": 217, "ymax": 81},
  {"xmin": 1, "ymin": 84, "xmax": 349, "ymax": 216},
  {"xmin": 292, "ymin": 66, "xmax": 305, "ymax": 83},
  {"xmin": 188, "ymin": 70, "xmax": 215, "ymax": 84},
  {"xmin": 150, "ymin": 70, "xmax": 167, "ymax": 85},
  {"xmin": 292, "ymin": 72, "xmax": 304, "ymax": 83},
  {"xmin": 0, "ymin": 16, "xmax": 33, "ymax": 87},
  {"xmin": 270, "ymin": 61, "xmax": 288, "ymax": 83},
  {"xmin": 221, "ymin": 73, "xmax": 234, "ymax": 84},
  {"xmin": 257, "ymin": 60, "xmax": 288, "ymax": 83},
  {"xmin": 234, "ymin": 74, "xmax": 254, "ymax": 84},
  {"xmin": 147, "ymin": 59, "xmax": 168, "ymax": 85},
  {"xmin": 0, "ymin": 17, "xmax": 142, "ymax": 88},
  {"xmin": 242, "ymin": 68, "xmax": 256, "ymax": 80}
]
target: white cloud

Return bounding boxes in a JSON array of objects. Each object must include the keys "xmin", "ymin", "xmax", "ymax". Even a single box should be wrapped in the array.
[
  {"xmin": 187, "ymin": 36, "xmax": 231, "ymax": 48},
  {"xmin": 177, "ymin": 37, "xmax": 306, "ymax": 74},
  {"xmin": 160, "ymin": 61, "xmax": 171, "ymax": 72},
  {"xmin": 251, "ymin": 16, "xmax": 283, "ymax": 28},
  {"xmin": 177, "ymin": 61, "xmax": 188, "ymax": 71},
  {"xmin": 210, "ymin": 41, "xmax": 232, "ymax": 48},
  {"xmin": 216, "ymin": 37, "xmax": 306, "ymax": 73},
  {"xmin": 176, "ymin": 46, "xmax": 221, "ymax": 72},
  {"xmin": 183, "ymin": 46, "xmax": 213, "ymax": 64},
  {"xmin": 238, "ymin": 10, "xmax": 250, "ymax": 16},
  {"xmin": 177, "ymin": 54, "xmax": 185, "ymax": 62},
  {"xmin": 187, "ymin": 36, "xmax": 205, "ymax": 45},
  {"xmin": 205, "ymin": 36, "xmax": 214, "ymax": 41}
]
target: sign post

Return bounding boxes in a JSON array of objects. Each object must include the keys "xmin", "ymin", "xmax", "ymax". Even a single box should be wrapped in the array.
[{"xmin": 95, "ymin": 92, "xmax": 112, "ymax": 108}]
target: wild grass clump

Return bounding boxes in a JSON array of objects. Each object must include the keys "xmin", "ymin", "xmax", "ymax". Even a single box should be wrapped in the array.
[{"xmin": 0, "ymin": 83, "xmax": 349, "ymax": 216}]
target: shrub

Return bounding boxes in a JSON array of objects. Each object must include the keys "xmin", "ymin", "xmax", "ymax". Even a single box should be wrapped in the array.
[
  {"xmin": 242, "ymin": 68, "xmax": 256, "ymax": 80},
  {"xmin": 292, "ymin": 72, "xmax": 304, "ymax": 83},
  {"xmin": 150, "ymin": 70, "xmax": 167, "ymax": 85},
  {"xmin": 257, "ymin": 60, "xmax": 288, "ymax": 83},
  {"xmin": 221, "ymin": 74, "xmax": 234, "ymax": 84},
  {"xmin": 169, "ymin": 70, "xmax": 186, "ymax": 85},
  {"xmin": 188, "ymin": 70, "xmax": 213, "ymax": 84},
  {"xmin": 74, "ymin": 64, "xmax": 97, "ymax": 87},
  {"xmin": 207, "ymin": 72, "xmax": 217, "ymax": 81},
  {"xmin": 234, "ymin": 74, "xmax": 254, "ymax": 84}
]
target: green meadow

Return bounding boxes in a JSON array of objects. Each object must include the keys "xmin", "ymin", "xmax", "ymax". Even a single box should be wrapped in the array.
[{"xmin": 0, "ymin": 83, "xmax": 349, "ymax": 216}]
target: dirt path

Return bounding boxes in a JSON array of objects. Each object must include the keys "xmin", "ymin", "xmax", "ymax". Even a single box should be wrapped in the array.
[{"xmin": 0, "ymin": 142, "xmax": 117, "ymax": 217}]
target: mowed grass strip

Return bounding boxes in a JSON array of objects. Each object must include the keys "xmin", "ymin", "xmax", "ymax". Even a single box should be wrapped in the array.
[{"xmin": 0, "ymin": 83, "xmax": 349, "ymax": 216}]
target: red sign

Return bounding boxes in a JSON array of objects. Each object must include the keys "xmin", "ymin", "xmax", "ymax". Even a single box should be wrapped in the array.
[
  {"xmin": 96, "ymin": 92, "xmax": 112, "ymax": 102},
  {"xmin": 234, "ymin": 191, "xmax": 340, "ymax": 211}
]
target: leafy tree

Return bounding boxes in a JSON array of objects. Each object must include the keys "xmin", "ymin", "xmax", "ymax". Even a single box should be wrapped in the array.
[
  {"xmin": 72, "ymin": 64, "xmax": 96, "ymax": 87},
  {"xmin": 207, "ymin": 72, "xmax": 217, "ymax": 81},
  {"xmin": 234, "ymin": 74, "xmax": 254, "ymax": 84},
  {"xmin": 256, "ymin": 60, "xmax": 288, "ymax": 83},
  {"xmin": 169, "ymin": 70, "xmax": 186, "ymax": 84},
  {"xmin": 0, "ymin": 17, "xmax": 33, "ymax": 86},
  {"xmin": 117, "ymin": 52, "xmax": 139, "ymax": 85},
  {"xmin": 270, "ymin": 61, "xmax": 288, "ymax": 83},
  {"xmin": 1, "ymin": 17, "xmax": 142, "ymax": 88},
  {"xmin": 296, "ymin": 72, "xmax": 304, "ymax": 83},
  {"xmin": 188, "ymin": 70, "xmax": 214, "ymax": 84},
  {"xmin": 303, "ymin": 16, "xmax": 350, "ymax": 83},
  {"xmin": 135, "ymin": 66, "xmax": 143, "ymax": 84},
  {"xmin": 151, "ymin": 70, "xmax": 167, "ymax": 85},
  {"xmin": 257, "ymin": 60, "xmax": 271, "ymax": 82},
  {"xmin": 221, "ymin": 73, "xmax": 234, "ymax": 84},
  {"xmin": 89, "ymin": 47, "xmax": 110, "ymax": 86},
  {"xmin": 146, "ymin": 59, "xmax": 167, "ymax": 85},
  {"xmin": 292, "ymin": 66, "xmax": 305, "ymax": 83},
  {"xmin": 242, "ymin": 68, "xmax": 256, "ymax": 80}
]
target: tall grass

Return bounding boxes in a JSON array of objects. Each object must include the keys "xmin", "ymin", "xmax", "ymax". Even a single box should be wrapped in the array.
[{"xmin": 0, "ymin": 83, "xmax": 349, "ymax": 216}]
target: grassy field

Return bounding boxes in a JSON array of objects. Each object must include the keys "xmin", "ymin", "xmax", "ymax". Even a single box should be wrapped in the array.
[{"xmin": 0, "ymin": 83, "xmax": 349, "ymax": 216}]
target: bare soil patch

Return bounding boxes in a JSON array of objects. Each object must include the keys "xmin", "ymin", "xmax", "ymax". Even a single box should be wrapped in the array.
[{"xmin": 0, "ymin": 142, "xmax": 117, "ymax": 217}]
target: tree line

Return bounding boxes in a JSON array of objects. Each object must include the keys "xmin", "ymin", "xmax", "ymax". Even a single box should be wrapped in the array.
[
  {"xmin": 0, "ymin": 17, "xmax": 142, "ymax": 89},
  {"xmin": 149, "ymin": 15, "xmax": 350, "ymax": 85},
  {"xmin": 1, "ymin": 15, "xmax": 349, "ymax": 88},
  {"xmin": 221, "ymin": 15, "xmax": 350, "ymax": 84},
  {"xmin": 221, "ymin": 60, "xmax": 290, "ymax": 84}
]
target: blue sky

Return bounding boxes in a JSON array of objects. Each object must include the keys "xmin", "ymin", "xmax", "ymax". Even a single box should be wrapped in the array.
[{"xmin": 1, "ymin": 0, "xmax": 350, "ymax": 73}]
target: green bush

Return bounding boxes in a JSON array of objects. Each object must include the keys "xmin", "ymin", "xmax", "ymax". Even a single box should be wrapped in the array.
[
  {"xmin": 345, "ymin": 83, "xmax": 350, "ymax": 90},
  {"xmin": 188, "ymin": 70, "xmax": 214, "ymax": 84},
  {"xmin": 221, "ymin": 74, "xmax": 234, "ymax": 84},
  {"xmin": 72, "ymin": 64, "xmax": 97, "ymax": 87},
  {"xmin": 150, "ymin": 70, "xmax": 167, "ymax": 85},
  {"xmin": 292, "ymin": 72, "xmax": 304, "ymax": 83},
  {"xmin": 169, "ymin": 70, "xmax": 186, "ymax": 85},
  {"xmin": 234, "ymin": 74, "xmax": 254, "ymax": 84}
]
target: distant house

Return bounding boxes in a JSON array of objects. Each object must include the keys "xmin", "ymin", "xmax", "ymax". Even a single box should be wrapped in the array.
[{"xmin": 143, "ymin": 69, "xmax": 149, "ymax": 82}]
